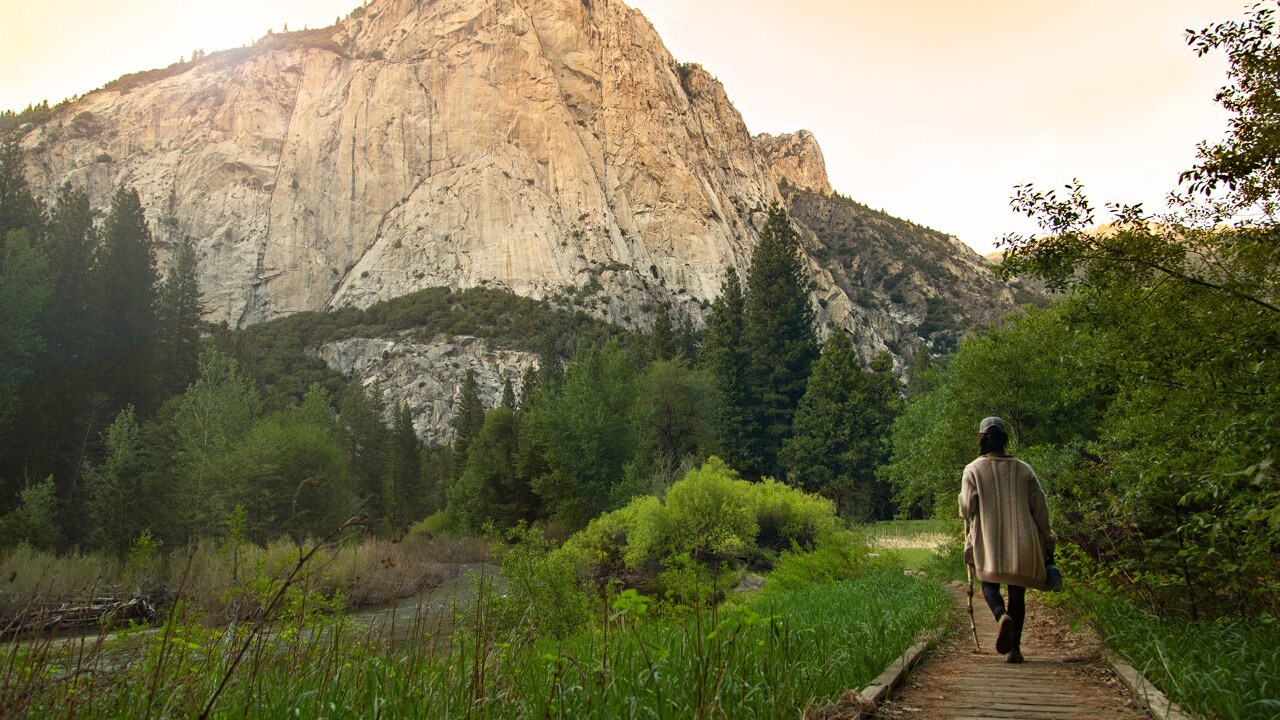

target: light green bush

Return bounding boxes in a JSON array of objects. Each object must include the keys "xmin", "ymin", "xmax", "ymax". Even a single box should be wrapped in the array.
[
  {"xmin": 763, "ymin": 530, "xmax": 877, "ymax": 595},
  {"xmin": 752, "ymin": 478, "xmax": 837, "ymax": 551}
]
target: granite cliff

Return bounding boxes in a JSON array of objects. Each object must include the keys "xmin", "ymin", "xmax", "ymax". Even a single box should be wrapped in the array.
[{"xmin": 11, "ymin": 0, "xmax": 1030, "ymax": 434}]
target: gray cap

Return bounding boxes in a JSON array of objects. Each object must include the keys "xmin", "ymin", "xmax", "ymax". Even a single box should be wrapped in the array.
[{"xmin": 979, "ymin": 416, "xmax": 1008, "ymax": 434}]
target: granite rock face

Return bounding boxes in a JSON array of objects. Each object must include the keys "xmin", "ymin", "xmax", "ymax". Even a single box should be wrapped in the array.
[
  {"xmin": 20, "ymin": 0, "xmax": 793, "ymax": 330},
  {"xmin": 315, "ymin": 334, "xmax": 536, "ymax": 444},
  {"xmin": 754, "ymin": 131, "xmax": 833, "ymax": 195},
  {"xmin": 14, "ymin": 0, "xmax": 1024, "ymax": 430}
]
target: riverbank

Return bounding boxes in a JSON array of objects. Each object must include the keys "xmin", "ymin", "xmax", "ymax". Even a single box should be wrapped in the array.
[{"xmin": 0, "ymin": 534, "xmax": 489, "ymax": 638}]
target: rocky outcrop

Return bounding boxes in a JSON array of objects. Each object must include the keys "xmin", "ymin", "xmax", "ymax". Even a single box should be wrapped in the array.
[
  {"xmin": 18, "ymin": 0, "xmax": 788, "ymax": 330},
  {"xmin": 754, "ymin": 131, "xmax": 833, "ymax": 195},
  {"xmin": 315, "ymin": 334, "xmax": 536, "ymax": 443},
  {"xmin": 13, "ymin": 0, "xmax": 1024, "ymax": 372}
]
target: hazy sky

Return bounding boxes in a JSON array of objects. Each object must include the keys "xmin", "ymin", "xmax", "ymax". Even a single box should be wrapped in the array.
[{"xmin": 0, "ymin": 0, "xmax": 1245, "ymax": 252}]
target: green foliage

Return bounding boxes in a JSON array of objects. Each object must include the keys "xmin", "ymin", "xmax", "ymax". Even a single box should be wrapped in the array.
[
  {"xmin": 450, "ymin": 369, "xmax": 486, "ymax": 469},
  {"xmin": 743, "ymin": 204, "xmax": 819, "ymax": 477},
  {"xmin": 763, "ymin": 530, "xmax": 876, "ymax": 595},
  {"xmin": 484, "ymin": 524, "xmax": 594, "ymax": 640},
  {"xmin": 648, "ymin": 304, "xmax": 677, "ymax": 361},
  {"xmin": 634, "ymin": 360, "xmax": 717, "ymax": 481},
  {"xmin": 85, "ymin": 405, "xmax": 145, "ymax": 557},
  {"xmin": 172, "ymin": 348, "xmax": 262, "ymax": 539},
  {"xmin": 658, "ymin": 457, "xmax": 758, "ymax": 560},
  {"xmin": 448, "ymin": 408, "xmax": 531, "ymax": 533},
  {"xmin": 1, "ymin": 568, "xmax": 945, "ymax": 720},
  {"xmin": 537, "ymin": 340, "xmax": 642, "ymax": 525},
  {"xmin": 383, "ymin": 401, "xmax": 425, "ymax": 531},
  {"xmin": 0, "ymin": 476, "xmax": 59, "ymax": 550},
  {"xmin": 881, "ymin": 305, "xmax": 1102, "ymax": 516},
  {"xmin": 215, "ymin": 399, "xmax": 356, "ymax": 543},
  {"xmin": 782, "ymin": 334, "xmax": 899, "ymax": 520},
  {"xmin": 556, "ymin": 457, "xmax": 843, "ymax": 593},
  {"xmin": 0, "ymin": 229, "xmax": 49, "ymax": 416},
  {"xmin": 700, "ymin": 266, "xmax": 755, "ymax": 471},
  {"xmin": 750, "ymin": 477, "xmax": 838, "ymax": 551},
  {"xmin": 1071, "ymin": 587, "xmax": 1280, "ymax": 720},
  {"xmin": 980, "ymin": 6, "xmax": 1280, "ymax": 617}
]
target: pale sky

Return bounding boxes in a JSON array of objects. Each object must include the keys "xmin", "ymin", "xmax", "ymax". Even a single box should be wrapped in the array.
[{"xmin": 0, "ymin": 0, "xmax": 1244, "ymax": 253}]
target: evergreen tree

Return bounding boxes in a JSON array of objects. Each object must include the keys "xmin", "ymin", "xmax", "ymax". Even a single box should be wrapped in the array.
[
  {"xmin": 743, "ymin": 204, "xmax": 818, "ymax": 478},
  {"xmin": 85, "ymin": 405, "xmax": 144, "ymax": 557},
  {"xmin": 0, "ymin": 229, "xmax": 48, "ymax": 422},
  {"xmin": 700, "ymin": 266, "xmax": 754, "ymax": 472},
  {"xmin": 517, "ymin": 365, "xmax": 539, "ymax": 415},
  {"xmin": 781, "ymin": 334, "xmax": 894, "ymax": 520},
  {"xmin": 501, "ymin": 378, "xmax": 516, "ymax": 411},
  {"xmin": 0, "ymin": 133, "xmax": 42, "ymax": 238},
  {"xmin": 383, "ymin": 402, "xmax": 424, "ymax": 532},
  {"xmin": 339, "ymin": 380, "xmax": 390, "ymax": 521},
  {"xmin": 451, "ymin": 370, "xmax": 486, "ymax": 473},
  {"xmin": 40, "ymin": 185, "xmax": 99, "ymax": 374},
  {"xmin": 539, "ymin": 340, "xmax": 641, "ymax": 524},
  {"xmin": 650, "ymin": 305, "xmax": 677, "ymax": 361},
  {"xmin": 154, "ymin": 237, "xmax": 203, "ymax": 399},
  {"xmin": 447, "ymin": 408, "xmax": 530, "ymax": 531},
  {"xmin": 676, "ymin": 314, "xmax": 699, "ymax": 364},
  {"xmin": 537, "ymin": 336, "xmax": 564, "ymax": 391},
  {"xmin": 95, "ymin": 186, "xmax": 159, "ymax": 413}
]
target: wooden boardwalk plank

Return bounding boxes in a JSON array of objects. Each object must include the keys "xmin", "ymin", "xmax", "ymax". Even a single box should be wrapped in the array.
[{"xmin": 875, "ymin": 584, "xmax": 1152, "ymax": 720}]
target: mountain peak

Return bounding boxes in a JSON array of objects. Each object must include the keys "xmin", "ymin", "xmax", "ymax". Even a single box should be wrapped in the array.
[{"xmin": 753, "ymin": 130, "xmax": 833, "ymax": 195}]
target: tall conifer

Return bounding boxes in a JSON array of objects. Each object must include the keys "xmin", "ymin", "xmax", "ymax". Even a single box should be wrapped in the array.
[
  {"xmin": 701, "ymin": 266, "xmax": 754, "ymax": 471},
  {"xmin": 743, "ymin": 204, "xmax": 818, "ymax": 478}
]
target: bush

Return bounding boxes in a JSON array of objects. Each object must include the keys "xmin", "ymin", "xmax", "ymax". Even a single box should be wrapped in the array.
[
  {"xmin": 752, "ymin": 479, "xmax": 837, "ymax": 551},
  {"xmin": 408, "ymin": 510, "xmax": 455, "ymax": 537},
  {"xmin": 483, "ymin": 525, "xmax": 594, "ymax": 640},
  {"xmin": 555, "ymin": 458, "xmax": 843, "ymax": 594},
  {"xmin": 763, "ymin": 530, "xmax": 877, "ymax": 595}
]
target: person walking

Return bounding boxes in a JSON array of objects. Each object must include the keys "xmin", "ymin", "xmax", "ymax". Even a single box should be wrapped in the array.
[{"xmin": 958, "ymin": 416, "xmax": 1055, "ymax": 663}]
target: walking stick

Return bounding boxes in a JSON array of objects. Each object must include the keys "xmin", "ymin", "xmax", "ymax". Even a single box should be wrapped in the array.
[{"xmin": 964, "ymin": 519, "xmax": 981, "ymax": 652}]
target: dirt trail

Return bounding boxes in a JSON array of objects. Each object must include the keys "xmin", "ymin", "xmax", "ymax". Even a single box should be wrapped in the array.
[{"xmin": 876, "ymin": 583, "xmax": 1150, "ymax": 720}]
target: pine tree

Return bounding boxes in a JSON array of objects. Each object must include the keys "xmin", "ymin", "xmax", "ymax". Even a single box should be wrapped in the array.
[
  {"xmin": 501, "ymin": 378, "xmax": 516, "ymax": 411},
  {"xmin": 517, "ymin": 365, "xmax": 539, "ymax": 415},
  {"xmin": 676, "ymin": 314, "xmax": 699, "ymax": 364},
  {"xmin": 650, "ymin": 305, "xmax": 677, "ymax": 361},
  {"xmin": 451, "ymin": 370, "xmax": 485, "ymax": 473},
  {"xmin": 338, "ymin": 380, "xmax": 390, "ymax": 521},
  {"xmin": 154, "ymin": 237, "xmax": 203, "ymax": 400},
  {"xmin": 700, "ymin": 266, "xmax": 755, "ymax": 472},
  {"xmin": 95, "ymin": 186, "xmax": 159, "ymax": 413},
  {"xmin": 781, "ymin": 333, "xmax": 868, "ymax": 516},
  {"xmin": 743, "ymin": 204, "xmax": 818, "ymax": 478},
  {"xmin": 0, "ymin": 133, "xmax": 42, "ymax": 238},
  {"xmin": 41, "ymin": 185, "xmax": 99, "ymax": 373},
  {"xmin": 384, "ymin": 402, "xmax": 424, "ymax": 533}
]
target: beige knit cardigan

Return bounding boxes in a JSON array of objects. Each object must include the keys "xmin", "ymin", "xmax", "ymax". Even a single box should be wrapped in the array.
[{"xmin": 958, "ymin": 455, "xmax": 1054, "ymax": 591}]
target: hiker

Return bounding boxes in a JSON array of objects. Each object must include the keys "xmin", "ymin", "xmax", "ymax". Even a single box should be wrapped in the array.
[{"xmin": 958, "ymin": 416, "xmax": 1056, "ymax": 664}]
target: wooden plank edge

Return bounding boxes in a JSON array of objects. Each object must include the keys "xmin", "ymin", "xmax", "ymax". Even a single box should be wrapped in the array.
[
  {"xmin": 857, "ymin": 639, "xmax": 930, "ymax": 708},
  {"xmin": 1107, "ymin": 654, "xmax": 1196, "ymax": 720}
]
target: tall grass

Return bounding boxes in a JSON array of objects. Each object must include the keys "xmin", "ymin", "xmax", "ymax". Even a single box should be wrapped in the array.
[
  {"xmin": 0, "ymin": 535, "xmax": 471, "ymax": 625},
  {"xmin": 1083, "ymin": 593, "xmax": 1279, "ymax": 720},
  {"xmin": 2, "ymin": 569, "xmax": 946, "ymax": 718}
]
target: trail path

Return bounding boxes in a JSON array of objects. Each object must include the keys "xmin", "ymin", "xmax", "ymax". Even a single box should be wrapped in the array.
[{"xmin": 875, "ymin": 584, "xmax": 1151, "ymax": 720}]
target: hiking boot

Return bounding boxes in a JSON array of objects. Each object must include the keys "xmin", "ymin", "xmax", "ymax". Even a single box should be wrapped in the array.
[
  {"xmin": 1046, "ymin": 564, "xmax": 1064, "ymax": 592},
  {"xmin": 1007, "ymin": 648, "xmax": 1025, "ymax": 664},
  {"xmin": 995, "ymin": 614, "xmax": 1015, "ymax": 655}
]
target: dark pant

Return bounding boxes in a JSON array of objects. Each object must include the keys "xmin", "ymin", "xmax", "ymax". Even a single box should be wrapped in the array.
[{"xmin": 981, "ymin": 582, "xmax": 1025, "ymax": 649}]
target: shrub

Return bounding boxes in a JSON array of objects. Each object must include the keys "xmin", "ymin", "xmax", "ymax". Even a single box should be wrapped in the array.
[
  {"xmin": 763, "ymin": 530, "xmax": 876, "ymax": 595},
  {"xmin": 752, "ymin": 478, "xmax": 837, "ymax": 551},
  {"xmin": 555, "ymin": 458, "xmax": 844, "ymax": 593}
]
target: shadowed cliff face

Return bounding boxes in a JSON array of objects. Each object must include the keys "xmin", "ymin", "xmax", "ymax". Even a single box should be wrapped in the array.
[{"xmin": 16, "ymin": 0, "xmax": 1020, "ymax": 366}]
